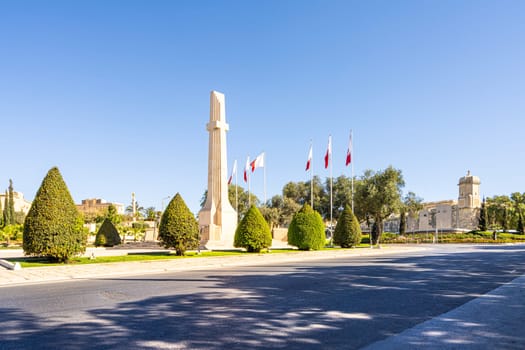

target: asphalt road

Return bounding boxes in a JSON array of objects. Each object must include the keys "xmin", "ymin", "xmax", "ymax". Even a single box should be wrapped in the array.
[{"xmin": 1, "ymin": 245, "xmax": 524, "ymax": 349}]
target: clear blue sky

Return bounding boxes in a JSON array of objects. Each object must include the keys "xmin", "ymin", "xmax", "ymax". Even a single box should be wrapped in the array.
[{"xmin": 1, "ymin": 0, "xmax": 524, "ymax": 214}]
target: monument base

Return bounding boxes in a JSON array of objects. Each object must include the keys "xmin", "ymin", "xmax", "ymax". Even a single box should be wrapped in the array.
[{"xmin": 199, "ymin": 207, "xmax": 237, "ymax": 250}]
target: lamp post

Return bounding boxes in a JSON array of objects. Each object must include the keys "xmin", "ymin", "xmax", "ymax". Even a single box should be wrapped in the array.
[
  {"xmin": 433, "ymin": 209, "xmax": 441, "ymax": 243},
  {"xmin": 155, "ymin": 196, "xmax": 171, "ymax": 241},
  {"xmin": 161, "ymin": 196, "xmax": 171, "ymax": 213}
]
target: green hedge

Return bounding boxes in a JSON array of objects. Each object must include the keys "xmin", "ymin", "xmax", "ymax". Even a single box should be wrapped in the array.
[
  {"xmin": 23, "ymin": 167, "xmax": 86, "ymax": 262},
  {"xmin": 378, "ymin": 230, "xmax": 525, "ymax": 244},
  {"xmin": 234, "ymin": 205, "xmax": 272, "ymax": 252},
  {"xmin": 287, "ymin": 204, "xmax": 325, "ymax": 250},
  {"xmin": 95, "ymin": 219, "xmax": 121, "ymax": 247}
]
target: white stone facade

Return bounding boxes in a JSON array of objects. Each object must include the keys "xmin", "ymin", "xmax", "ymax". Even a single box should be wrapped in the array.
[
  {"xmin": 385, "ymin": 171, "xmax": 481, "ymax": 233},
  {"xmin": 0, "ymin": 191, "xmax": 32, "ymax": 215}
]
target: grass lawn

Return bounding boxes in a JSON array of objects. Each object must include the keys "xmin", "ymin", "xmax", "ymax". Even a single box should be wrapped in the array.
[{"xmin": 6, "ymin": 248, "xmax": 302, "ymax": 268}]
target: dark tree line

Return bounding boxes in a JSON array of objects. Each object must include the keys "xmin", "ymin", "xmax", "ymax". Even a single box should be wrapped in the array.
[{"xmin": 480, "ymin": 193, "xmax": 525, "ymax": 233}]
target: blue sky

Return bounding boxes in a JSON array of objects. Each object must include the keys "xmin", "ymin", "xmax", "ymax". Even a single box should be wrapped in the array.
[{"xmin": 1, "ymin": 0, "xmax": 524, "ymax": 214}]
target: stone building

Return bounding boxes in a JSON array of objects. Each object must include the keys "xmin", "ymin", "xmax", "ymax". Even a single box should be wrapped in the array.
[
  {"xmin": 76, "ymin": 198, "xmax": 125, "ymax": 218},
  {"xmin": 0, "ymin": 191, "xmax": 32, "ymax": 214},
  {"xmin": 384, "ymin": 171, "xmax": 481, "ymax": 233}
]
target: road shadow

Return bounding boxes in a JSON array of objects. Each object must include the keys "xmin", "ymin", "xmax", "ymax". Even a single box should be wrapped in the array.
[{"xmin": 1, "ymin": 245, "xmax": 525, "ymax": 349}]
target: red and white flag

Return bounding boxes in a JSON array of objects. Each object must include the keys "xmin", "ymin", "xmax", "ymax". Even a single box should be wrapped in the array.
[
  {"xmin": 228, "ymin": 160, "xmax": 237, "ymax": 185},
  {"xmin": 324, "ymin": 135, "xmax": 332, "ymax": 169},
  {"xmin": 305, "ymin": 145, "xmax": 313, "ymax": 171},
  {"xmin": 346, "ymin": 133, "xmax": 352, "ymax": 166},
  {"xmin": 250, "ymin": 152, "xmax": 265, "ymax": 172},
  {"xmin": 244, "ymin": 157, "xmax": 250, "ymax": 183}
]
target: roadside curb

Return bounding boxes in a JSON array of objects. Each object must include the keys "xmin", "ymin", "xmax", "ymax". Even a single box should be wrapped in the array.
[
  {"xmin": 0, "ymin": 259, "xmax": 21, "ymax": 270},
  {"xmin": 0, "ymin": 246, "xmax": 428, "ymax": 287}
]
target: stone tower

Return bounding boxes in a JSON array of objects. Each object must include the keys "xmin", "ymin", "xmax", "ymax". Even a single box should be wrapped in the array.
[
  {"xmin": 198, "ymin": 91, "xmax": 238, "ymax": 248},
  {"xmin": 458, "ymin": 170, "xmax": 481, "ymax": 209}
]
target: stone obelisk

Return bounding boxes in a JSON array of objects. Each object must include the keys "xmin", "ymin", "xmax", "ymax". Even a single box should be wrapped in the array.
[{"xmin": 198, "ymin": 91, "xmax": 238, "ymax": 248}]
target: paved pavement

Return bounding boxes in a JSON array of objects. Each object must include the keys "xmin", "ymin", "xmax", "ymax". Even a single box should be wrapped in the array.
[{"xmin": 363, "ymin": 273, "xmax": 525, "ymax": 349}]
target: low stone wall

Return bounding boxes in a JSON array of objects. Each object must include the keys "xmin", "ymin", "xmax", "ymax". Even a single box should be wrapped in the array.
[{"xmin": 272, "ymin": 228, "xmax": 288, "ymax": 242}]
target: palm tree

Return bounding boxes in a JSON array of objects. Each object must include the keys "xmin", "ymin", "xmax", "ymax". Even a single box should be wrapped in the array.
[
  {"xmin": 143, "ymin": 207, "xmax": 157, "ymax": 221},
  {"xmin": 125, "ymin": 202, "xmax": 144, "ymax": 219}
]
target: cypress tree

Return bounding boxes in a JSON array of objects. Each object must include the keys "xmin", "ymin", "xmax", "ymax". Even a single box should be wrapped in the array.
[
  {"xmin": 158, "ymin": 193, "xmax": 199, "ymax": 256},
  {"xmin": 8, "ymin": 179, "xmax": 15, "ymax": 225},
  {"xmin": 333, "ymin": 206, "xmax": 362, "ymax": 248},
  {"xmin": 479, "ymin": 198, "xmax": 487, "ymax": 231},
  {"xmin": 3, "ymin": 191, "xmax": 10, "ymax": 227},
  {"xmin": 105, "ymin": 204, "xmax": 122, "ymax": 225},
  {"xmin": 95, "ymin": 218, "xmax": 122, "ymax": 247},
  {"xmin": 234, "ymin": 205, "xmax": 272, "ymax": 252},
  {"xmin": 23, "ymin": 167, "xmax": 86, "ymax": 262},
  {"xmin": 287, "ymin": 204, "xmax": 325, "ymax": 250}
]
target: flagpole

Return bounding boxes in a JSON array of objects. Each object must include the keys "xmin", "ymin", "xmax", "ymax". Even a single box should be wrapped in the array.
[
  {"xmin": 310, "ymin": 140, "xmax": 314, "ymax": 208},
  {"xmin": 263, "ymin": 152, "xmax": 267, "ymax": 205},
  {"xmin": 329, "ymin": 135, "xmax": 333, "ymax": 232},
  {"xmin": 235, "ymin": 160, "xmax": 238, "ymax": 215},
  {"xmin": 351, "ymin": 130, "xmax": 354, "ymax": 213},
  {"xmin": 245, "ymin": 156, "xmax": 251, "ymax": 208}
]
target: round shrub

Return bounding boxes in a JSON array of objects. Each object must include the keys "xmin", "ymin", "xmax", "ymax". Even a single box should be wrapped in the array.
[
  {"xmin": 158, "ymin": 193, "xmax": 199, "ymax": 256},
  {"xmin": 95, "ymin": 218, "xmax": 121, "ymax": 247},
  {"xmin": 333, "ymin": 206, "xmax": 362, "ymax": 248},
  {"xmin": 234, "ymin": 205, "xmax": 272, "ymax": 252},
  {"xmin": 287, "ymin": 204, "xmax": 325, "ymax": 250},
  {"xmin": 23, "ymin": 167, "xmax": 86, "ymax": 262}
]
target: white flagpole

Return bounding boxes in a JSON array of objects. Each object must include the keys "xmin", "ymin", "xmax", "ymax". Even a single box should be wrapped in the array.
[
  {"xmin": 310, "ymin": 141, "xmax": 314, "ymax": 208},
  {"xmin": 263, "ymin": 152, "xmax": 267, "ymax": 205},
  {"xmin": 351, "ymin": 130, "xmax": 354, "ymax": 213},
  {"xmin": 329, "ymin": 135, "xmax": 333, "ymax": 231},
  {"xmin": 248, "ymin": 163, "xmax": 251, "ymax": 208},
  {"xmin": 245, "ymin": 156, "xmax": 251, "ymax": 208},
  {"xmin": 234, "ymin": 160, "xmax": 238, "ymax": 214}
]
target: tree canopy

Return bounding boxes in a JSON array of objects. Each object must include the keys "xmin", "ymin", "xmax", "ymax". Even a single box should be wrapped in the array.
[
  {"xmin": 354, "ymin": 166, "xmax": 404, "ymax": 245},
  {"xmin": 234, "ymin": 205, "xmax": 272, "ymax": 252},
  {"xmin": 159, "ymin": 193, "xmax": 200, "ymax": 255},
  {"xmin": 23, "ymin": 167, "xmax": 86, "ymax": 262},
  {"xmin": 287, "ymin": 204, "xmax": 325, "ymax": 250},
  {"xmin": 333, "ymin": 205, "xmax": 362, "ymax": 248},
  {"xmin": 95, "ymin": 218, "xmax": 121, "ymax": 247}
]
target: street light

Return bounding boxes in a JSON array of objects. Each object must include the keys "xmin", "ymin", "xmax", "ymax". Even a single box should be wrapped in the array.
[
  {"xmin": 154, "ymin": 196, "xmax": 171, "ymax": 241},
  {"xmin": 161, "ymin": 196, "xmax": 171, "ymax": 213}
]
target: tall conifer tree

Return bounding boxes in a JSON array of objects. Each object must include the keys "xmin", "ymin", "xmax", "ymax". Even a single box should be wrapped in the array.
[
  {"xmin": 3, "ymin": 191, "xmax": 10, "ymax": 226},
  {"xmin": 8, "ymin": 179, "xmax": 15, "ymax": 225},
  {"xmin": 158, "ymin": 193, "xmax": 199, "ymax": 256},
  {"xmin": 23, "ymin": 167, "xmax": 86, "ymax": 262},
  {"xmin": 478, "ymin": 198, "xmax": 487, "ymax": 231}
]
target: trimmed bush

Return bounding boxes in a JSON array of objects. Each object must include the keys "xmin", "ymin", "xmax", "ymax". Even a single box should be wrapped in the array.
[
  {"xmin": 158, "ymin": 193, "xmax": 199, "ymax": 256},
  {"xmin": 234, "ymin": 205, "xmax": 272, "ymax": 252},
  {"xmin": 287, "ymin": 204, "xmax": 325, "ymax": 250},
  {"xmin": 333, "ymin": 206, "xmax": 362, "ymax": 248},
  {"xmin": 95, "ymin": 218, "xmax": 121, "ymax": 247},
  {"xmin": 23, "ymin": 167, "xmax": 86, "ymax": 262}
]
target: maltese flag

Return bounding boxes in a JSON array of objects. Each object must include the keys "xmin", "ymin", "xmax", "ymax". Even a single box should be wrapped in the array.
[
  {"xmin": 346, "ymin": 133, "xmax": 352, "ymax": 166},
  {"xmin": 305, "ymin": 145, "xmax": 313, "ymax": 171},
  {"xmin": 244, "ymin": 156, "xmax": 250, "ymax": 183},
  {"xmin": 324, "ymin": 135, "xmax": 332, "ymax": 169},
  {"xmin": 250, "ymin": 152, "xmax": 265, "ymax": 172},
  {"xmin": 228, "ymin": 160, "xmax": 237, "ymax": 185}
]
